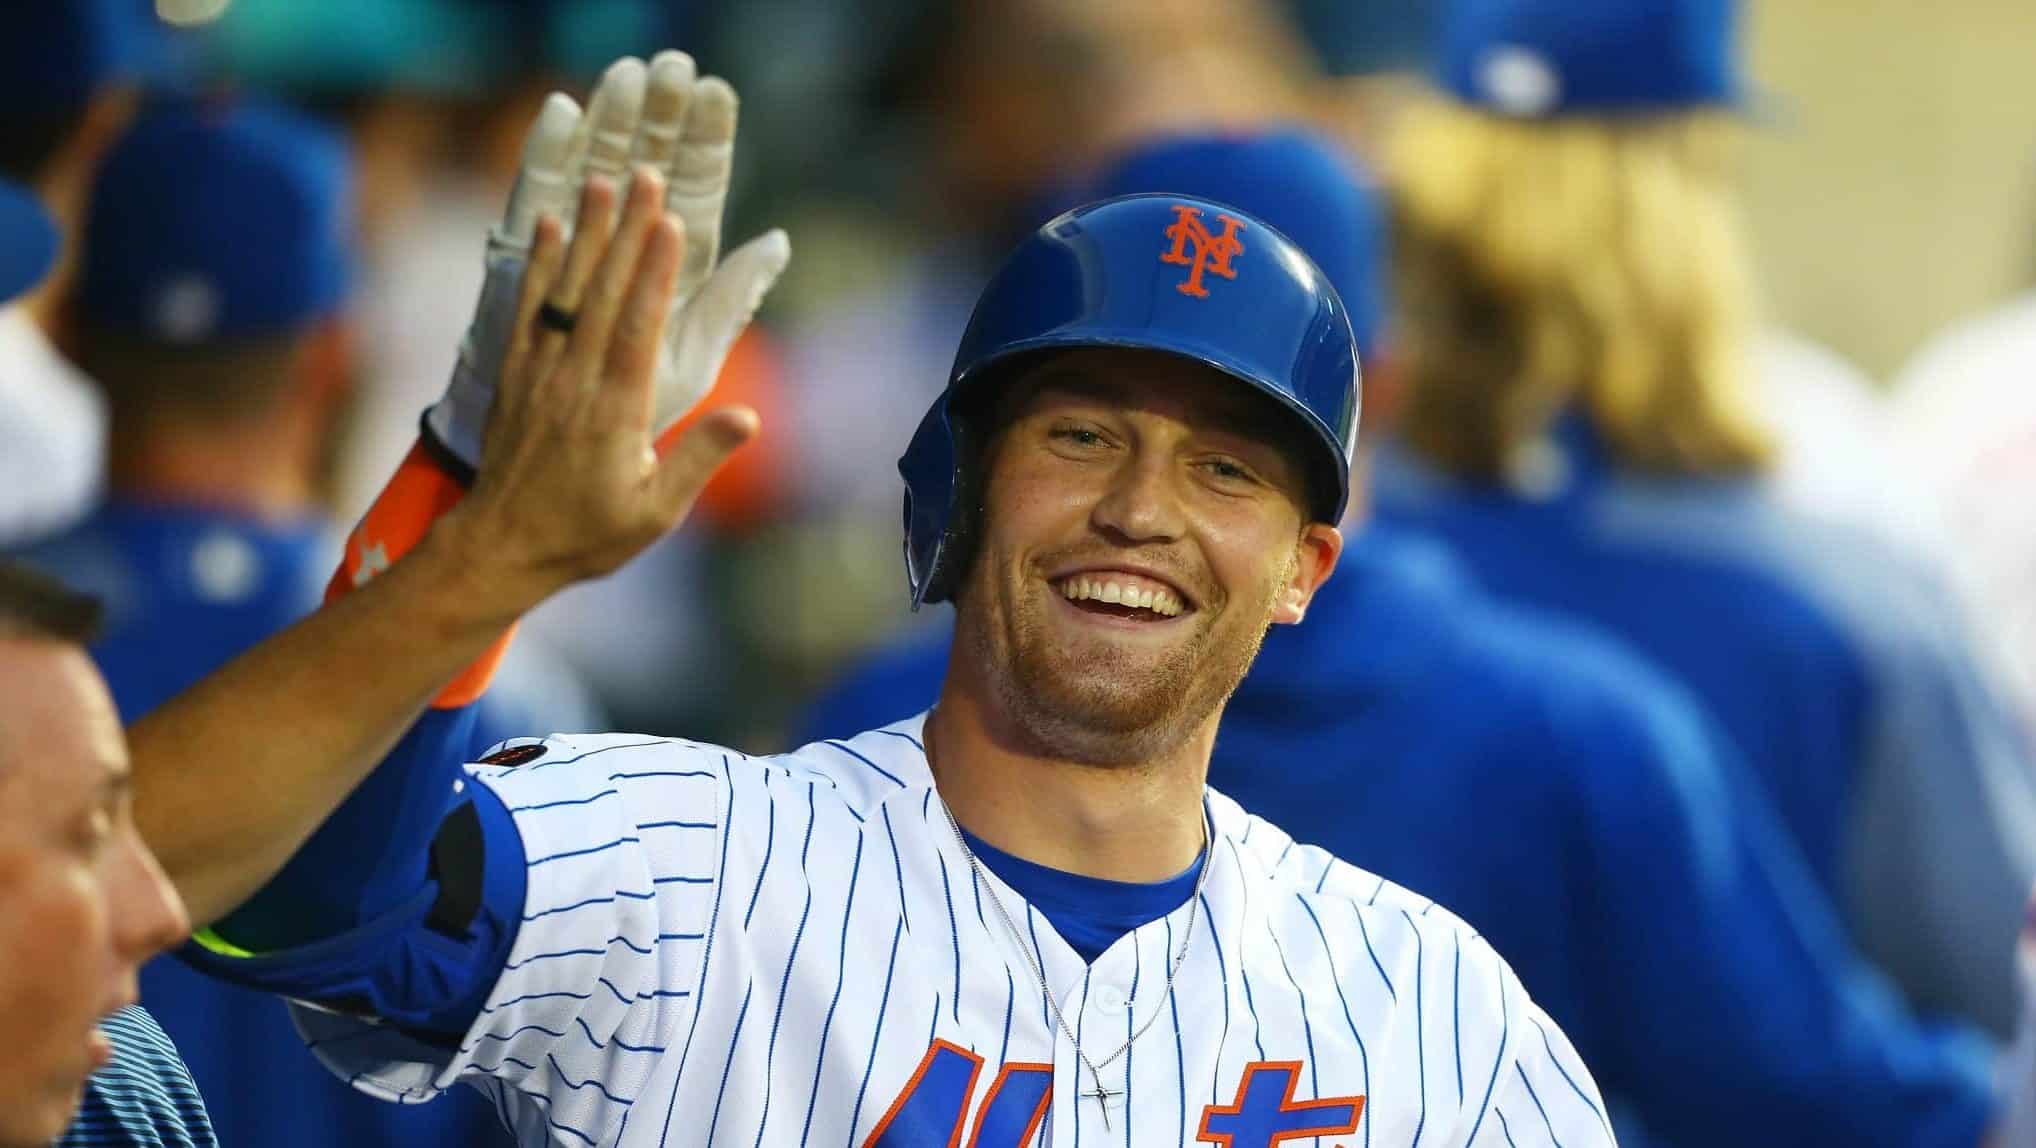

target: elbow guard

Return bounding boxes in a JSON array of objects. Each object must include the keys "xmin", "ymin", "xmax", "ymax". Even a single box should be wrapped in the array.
[{"xmin": 181, "ymin": 777, "xmax": 527, "ymax": 1040}]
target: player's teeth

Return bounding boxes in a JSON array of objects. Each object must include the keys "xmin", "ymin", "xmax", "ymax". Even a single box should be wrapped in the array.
[{"xmin": 1057, "ymin": 575, "xmax": 1186, "ymax": 614}]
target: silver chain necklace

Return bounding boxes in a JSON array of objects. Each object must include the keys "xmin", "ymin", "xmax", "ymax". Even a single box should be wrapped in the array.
[{"xmin": 937, "ymin": 796, "xmax": 1215, "ymax": 1132}]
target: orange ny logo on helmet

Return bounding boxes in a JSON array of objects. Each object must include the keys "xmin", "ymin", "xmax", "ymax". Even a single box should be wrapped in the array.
[{"xmin": 1161, "ymin": 205, "xmax": 1246, "ymax": 298}]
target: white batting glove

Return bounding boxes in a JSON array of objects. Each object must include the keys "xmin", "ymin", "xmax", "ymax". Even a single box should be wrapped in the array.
[{"xmin": 425, "ymin": 51, "xmax": 791, "ymax": 472}]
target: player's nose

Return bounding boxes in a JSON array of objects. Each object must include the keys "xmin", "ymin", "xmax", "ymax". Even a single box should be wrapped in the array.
[
  {"xmin": 1089, "ymin": 447, "xmax": 1187, "ymax": 546},
  {"xmin": 109, "ymin": 823, "xmax": 192, "ymax": 962}
]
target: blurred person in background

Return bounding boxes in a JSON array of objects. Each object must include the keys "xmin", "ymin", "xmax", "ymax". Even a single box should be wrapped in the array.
[
  {"xmin": 1891, "ymin": 276, "xmax": 2036, "ymax": 743},
  {"xmin": 1373, "ymin": 0, "xmax": 2036, "ymax": 1036},
  {"xmin": 0, "ymin": 2, "xmax": 162, "ymax": 546},
  {"xmin": 13, "ymin": 97, "xmax": 514, "ymax": 1148},
  {"xmin": 801, "ymin": 125, "xmax": 2007, "ymax": 1148}
]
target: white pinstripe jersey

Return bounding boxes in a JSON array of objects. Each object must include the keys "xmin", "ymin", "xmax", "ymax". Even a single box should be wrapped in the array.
[{"xmin": 291, "ymin": 715, "xmax": 1614, "ymax": 1148}]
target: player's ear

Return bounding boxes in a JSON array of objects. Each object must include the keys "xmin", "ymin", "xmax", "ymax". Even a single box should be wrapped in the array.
[{"xmin": 1272, "ymin": 521, "xmax": 1341, "ymax": 625}]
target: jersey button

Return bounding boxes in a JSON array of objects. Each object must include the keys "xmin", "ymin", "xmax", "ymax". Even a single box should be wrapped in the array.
[{"xmin": 1092, "ymin": 985, "xmax": 1130, "ymax": 1012}]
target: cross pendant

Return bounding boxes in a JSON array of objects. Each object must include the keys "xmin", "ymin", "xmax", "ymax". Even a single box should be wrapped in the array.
[{"xmin": 1083, "ymin": 1080, "xmax": 1125, "ymax": 1131}]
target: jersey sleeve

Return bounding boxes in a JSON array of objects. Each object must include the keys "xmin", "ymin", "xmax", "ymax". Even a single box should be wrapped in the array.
[
  {"xmin": 1466, "ymin": 996, "xmax": 1615, "ymax": 1148},
  {"xmin": 288, "ymin": 733, "xmax": 731, "ymax": 1148}
]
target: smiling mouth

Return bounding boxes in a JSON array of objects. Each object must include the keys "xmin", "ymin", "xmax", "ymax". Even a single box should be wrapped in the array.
[{"xmin": 1052, "ymin": 572, "xmax": 1188, "ymax": 620}]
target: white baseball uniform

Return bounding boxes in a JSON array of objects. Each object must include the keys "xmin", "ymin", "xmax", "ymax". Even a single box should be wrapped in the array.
[{"xmin": 291, "ymin": 715, "xmax": 1614, "ymax": 1148}]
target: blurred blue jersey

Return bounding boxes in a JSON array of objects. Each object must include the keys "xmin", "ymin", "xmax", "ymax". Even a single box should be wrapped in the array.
[
  {"xmin": 19, "ymin": 501, "xmax": 515, "ymax": 1148},
  {"xmin": 1376, "ymin": 415, "xmax": 2036, "ymax": 1035},
  {"xmin": 796, "ymin": 523, "xmax": 1993, "ymax": 1148}
]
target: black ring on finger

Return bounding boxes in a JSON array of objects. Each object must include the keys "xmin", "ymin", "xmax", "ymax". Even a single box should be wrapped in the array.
[{"xmin": 537, "ymin": 301, "xmax": 579, "ymax": 334}]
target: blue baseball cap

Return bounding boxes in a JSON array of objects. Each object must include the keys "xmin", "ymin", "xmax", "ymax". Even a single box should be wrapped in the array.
[
  {"xmin": 81, "ymin": 97, "xmax": 354, "ymax": 343},
  {"xmin": 0, "ymin": 179, "xmax": 59, "ymax": 306},
  {"xmin": 1082, "ymin": 129, "xmax": 1388, "ymax": 358},
  {"xmin": 0, "ymin": 0, "xmax": 176, "ymax": 111},
  {"xmin": 1439, "ymin": 0, "xmax": 1743, "ymax": 118}
]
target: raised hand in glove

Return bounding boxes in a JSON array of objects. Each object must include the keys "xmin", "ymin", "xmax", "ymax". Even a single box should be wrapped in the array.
[
  {"xmin": 332, "ymin": 52, "xmax": 788, "ymax": 707},
  {"xmin": 427, "ymin": 51, "xmax": 791, "ymax": 470}
]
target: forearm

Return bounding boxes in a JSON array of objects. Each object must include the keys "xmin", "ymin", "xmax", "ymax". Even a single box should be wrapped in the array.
[{"xmin": 130, "ymin": 511, "xmax": 524, "ymax": 926}]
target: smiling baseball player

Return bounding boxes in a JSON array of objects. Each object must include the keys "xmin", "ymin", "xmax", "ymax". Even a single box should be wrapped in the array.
[{"xmin": 142, "ymin": 54, "xmax": 1614, "ymax": 1147}]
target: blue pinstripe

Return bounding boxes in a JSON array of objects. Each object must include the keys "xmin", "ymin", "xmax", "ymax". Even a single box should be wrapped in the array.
[
  {"xmin": 704, "ymin": 980, "xmax": 757, "ymax": 1146},
  {"xmin": 938, "ymin": 849, "xmax": 962, "ymax": 1025},
  {"xmin": 1405, "ymin": 909, "xmax": 1428, "ymax": 1148},
  {"xmin": 845, "ymin": 917, "xmax": 908, "ymax": 1147},
  {"xmin": 1454, "ymin": 933, "xmax": 1464, "ymax": 1103},
  {"xmin": 607, "ymin": 769, "xmax": 719, "ymax": 781},
  {"xmin": 1026, "ymin": 907, "xmax": 1052, "ymax": 1031},
  {"xmin": 883, "ymin": 806, "xmax": 911, "ymax": 934},
  {"xmin": 529, "ymin": 835, "xmax": 640, "ymax": 867},
  {"xmin": 1530, "ymin": 1016, "xmax": 1609, "ymax": 1137},
  {"xmin": 1460, "ymin": 950, "xmax": 1511, "ymax": 1147},
  {"xmin": 660, "ymin": 756, "xmax": 738, "ymax": 1148},
  {"xmin": 1352, "ymin": 904, "xmax": 1396, "ymax": 1002},
  {"xmin": 1300, "ymin": 897, "xmax": 1371, "ymax": 1148},
  {"xmin": 1199, "ymin": 892, "xmax": 1230, "ymax": 1106},
  {"xmin": 1125, "ymin": 924, "xmax": 1144, "ymax": 1147},
  {"xmin": 752, "ymin": 782, "xmax": 821, "ymax": 1148},
  {"xmin": 547, "ymin": 1052, "xmax": 634, "ymax": 1107},
  {"xmin": 801, "ymin": 831, "xmax": 868, "ymax": 1147},
  {"xmin": 524, "ymin": 889, "xmax": 655, "ymax": 921},
  {"xmin": 998, "ymin": 966, "xmax": 1016, "ymax": 1070},
  {"xmin": 1232, "ymin": 885, "xmax": 1267, "ymax": 1065},
  {"xmin": 465, "ymin": 1023, "xmax": 566, "ymax": 1051},
  {"xmin": 574, "ymin": 1015, "xmax": 665, "ymax": 1053},
  {"xmin": 1265, "ymin": 921, "xmax": 1318, "ymax": 1096},
  {"xmin": 1166, "ymin": 915, "xmax": 1187, "ymax": 1148},
  {"xmin": 744, "ymin": 774, "xmax": 778, "ymax": 929},
  {"xmin": 823, "ymin": 739, "xmax": 907, "ymax": 787},
  {"xmin": 1074, "ymin": 966, "xmax": 1091, "ymax": 1148},
  {"xmin": 1515, "ymin": 1064, "xmax": 1563, "ymax": 1148},
  {"xmin": 873, "ymin": 728, "xmax": 925, "ymax": 753},
  {"xmin": 480, "ymin": 989, "xmax": 591, "ymax": 1014}
]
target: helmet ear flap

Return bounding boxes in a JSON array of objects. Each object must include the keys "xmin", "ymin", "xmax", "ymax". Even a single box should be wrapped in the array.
[{"xmin": 909, "ymin": 373, "xmax": 1006, "ymax": 607}]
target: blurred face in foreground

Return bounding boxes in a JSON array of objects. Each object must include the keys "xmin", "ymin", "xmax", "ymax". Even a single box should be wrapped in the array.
[
  {"xmin": 953, "ymin": 347, "xmax": 1342, "ymax": 766},
  {"xmin": 0, "ymin": 640, "xmax": 187, "ymax": 1147}
]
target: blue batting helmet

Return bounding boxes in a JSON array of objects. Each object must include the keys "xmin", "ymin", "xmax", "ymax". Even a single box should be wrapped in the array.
[{"xmin": 898, "ymin": 192, "xmax": 1361, "ymax": 608}]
